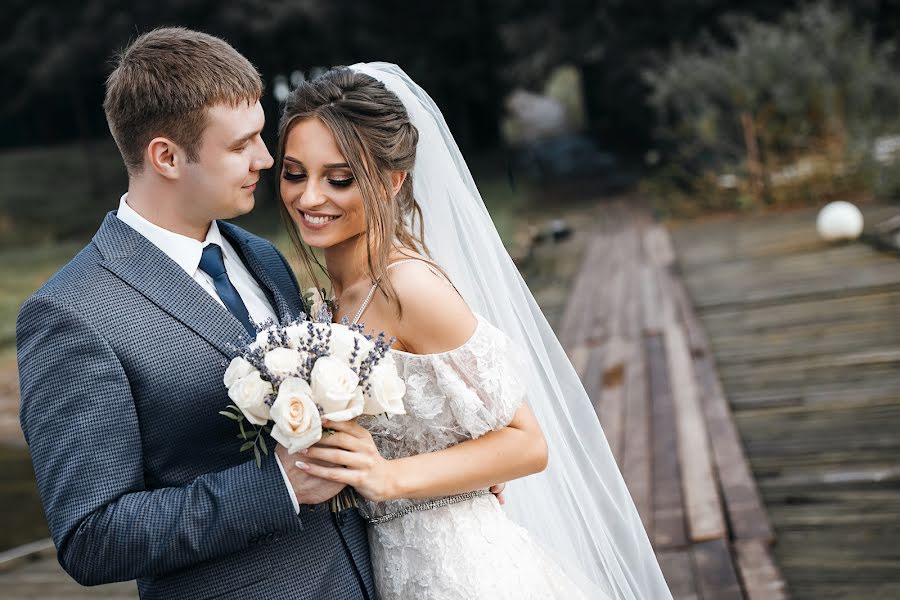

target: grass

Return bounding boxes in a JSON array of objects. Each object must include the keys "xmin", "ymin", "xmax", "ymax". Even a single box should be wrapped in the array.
[
  {"xmin": 0, "ymin": 242, "xmax": 85, "ymax": 349},
  {"xmin": 0, "ymin": 141, "xmax": 127, "ymax": 245}
]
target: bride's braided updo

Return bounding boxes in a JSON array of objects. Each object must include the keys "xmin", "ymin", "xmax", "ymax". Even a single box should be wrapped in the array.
[{"xmin": 276, "ymin": 66, "xmax": 434, "ymax": 314}]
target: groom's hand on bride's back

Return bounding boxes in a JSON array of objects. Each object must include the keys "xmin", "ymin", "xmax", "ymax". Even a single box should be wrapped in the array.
[
  {"xmin": 490, "ymin": 483, "xmax": 507, "ymax": 505},
  {"xmin": 276, "ymin": 444, "xmax": 346, "ymax": 505}
]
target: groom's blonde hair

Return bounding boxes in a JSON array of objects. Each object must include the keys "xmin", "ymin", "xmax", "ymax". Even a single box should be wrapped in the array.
[{"xmin": 104, "ymin": 27, "xmax": 263, "ymax": 175}]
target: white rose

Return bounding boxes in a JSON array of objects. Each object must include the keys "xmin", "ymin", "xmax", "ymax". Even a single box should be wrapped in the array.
[
  {"xmin": 310, "ymin": 356, "xmax": 365, "ymax": 421},
  {"xmin": 283, "ymin": 322, "xmax": 311, "ymax": 350},
  {"xmin": 223, "ymin": 357, "xmax": 256, "ymax": 389},
  {"xmin": 249, "ymin": 325, "xmax": 277, "ymax": 352},
  {"xmin": 227, "ymin": 371, "xmax": 273, "ymax": 426},
  {"xmin": 364, "ymin": 359, "xmax": 407, "ymax": 416},
  {"xmin": 329, "ymin": 324, "xmax": 373, "ymax": 368},
  {"xmin": 264, "ymin": 347, "xmax": 303, "ymax": 379},
  {"xmin": 270, "ymin": 377, "xmax": 322, "ymax": 453}
]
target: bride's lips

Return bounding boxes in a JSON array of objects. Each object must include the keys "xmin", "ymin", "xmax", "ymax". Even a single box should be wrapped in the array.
[{"xmin": 299, "ymin": 210, "xmax": 340, "ymax": 230}]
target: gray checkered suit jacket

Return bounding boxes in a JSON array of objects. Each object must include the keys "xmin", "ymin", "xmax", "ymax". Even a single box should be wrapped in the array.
[{"xmin": 17, "ymin": 212, "xmax": 375, "ymax": 600}]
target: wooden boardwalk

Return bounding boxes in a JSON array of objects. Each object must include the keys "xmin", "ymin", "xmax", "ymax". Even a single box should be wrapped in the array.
[
  {"xmin": 669, "ymin": 204, "xmax": 900, "ymax": 600},
  {"xmin": 0, "ymin": 198, "xmax": 798, "ymax": 599},
  {"xmin": 554, "ymin": 201, "xmax": 786, "ymax": 600}
]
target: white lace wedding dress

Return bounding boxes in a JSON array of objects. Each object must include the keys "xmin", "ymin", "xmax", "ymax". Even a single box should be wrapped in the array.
[{"xmin": 357, "ymin": 313, "xmax": 604, "ymax": 600}]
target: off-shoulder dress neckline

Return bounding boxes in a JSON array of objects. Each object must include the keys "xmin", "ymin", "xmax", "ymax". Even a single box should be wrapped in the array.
[{"xmin": 389, "ymin": 314, "xmax": 485, "ymax": 359}]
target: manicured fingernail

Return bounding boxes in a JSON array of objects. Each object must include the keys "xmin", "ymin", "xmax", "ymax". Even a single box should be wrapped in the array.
[
  {"xmin": 295, "ymin": 461, "xmax": 309, "ymax": 470},
  {"xmin": 299, "ymin": 449, "xmax": 308, "ymax": 454}
]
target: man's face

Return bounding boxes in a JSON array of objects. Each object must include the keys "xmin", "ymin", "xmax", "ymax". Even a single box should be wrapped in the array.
[{"xmin": 180, "ymin": 100, "xmax": 273, "ymax": 222}]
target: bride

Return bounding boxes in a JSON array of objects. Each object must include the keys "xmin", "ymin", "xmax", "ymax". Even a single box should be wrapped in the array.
[{"xmin": 274, "ymin": 63, "xmax": 671, "ymax": 599}]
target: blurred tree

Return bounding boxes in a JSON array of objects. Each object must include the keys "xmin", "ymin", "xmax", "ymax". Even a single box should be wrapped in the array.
[
  {"xmin": 643, "ymin": 3, "xmax": 900, "ymax": 207},
  {"xmin": 1, "ymin": 0, "xmax": 510, "ymax": 152},
  {"xmin": 5, "ymin": 1, "xmax": 900, "ymax": 157},
  {"xmin": 0, "ymin": 0, "xmax": 517, "ymax": 242},
  {"xmin": 496, "ymin": 0, "xmax": 802, "ymax": 155}
]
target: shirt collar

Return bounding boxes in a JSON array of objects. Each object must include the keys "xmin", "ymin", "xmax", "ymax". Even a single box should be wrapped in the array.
[{"xmin": 116, "ymin": 193, "xmax": 224, "ymax": 277}]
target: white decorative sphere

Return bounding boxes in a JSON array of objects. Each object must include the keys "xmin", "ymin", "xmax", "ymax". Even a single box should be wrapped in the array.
[{"xmin": 816, "ymin": 201, "xmax": 864, "ymax": 241}]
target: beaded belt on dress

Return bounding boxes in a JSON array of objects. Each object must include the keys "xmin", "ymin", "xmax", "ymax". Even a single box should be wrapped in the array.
[{"xmin": 364, "ymin": 489, "xmax": 491, "ymax": 525}]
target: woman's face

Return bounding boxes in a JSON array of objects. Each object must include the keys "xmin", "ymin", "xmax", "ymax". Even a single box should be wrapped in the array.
[{"xmin": 280, "ymin": 117, "xmax": 366, "ymax": 250}]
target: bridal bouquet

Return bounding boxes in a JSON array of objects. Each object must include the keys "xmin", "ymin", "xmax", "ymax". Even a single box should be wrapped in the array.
[{"xmin": 220, "ymin": 289, "xmax": 406, "ymax": 466}]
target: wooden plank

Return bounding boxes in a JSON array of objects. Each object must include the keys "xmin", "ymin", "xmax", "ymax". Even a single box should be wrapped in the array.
[
  {"xmin": 676, "ymin": 244, "xmax": 900, "ymax": 312},
  {"xmin": 559, "ymin": 235, "xmax": 607, "ymax": 348},
  {"xmin": 653, "ymin": 264, "xmax": 678, "ymax": 329},
  {"xmin": 622, "ymin": 246, "xmax": 653, "ymax": 535},
  {"xmin": 591, "ymin": 237, "xmax": 624, "ymax": 344},
  {"xmin": 0, "ymin": 538, "xmax": 55, "ymax": 573},
  {"xmin": 664, "ymin": 322, "xmax": 727, "ymax": 542},
  {"xmin": 694, "ymin": 353, "xmax": 774, "ymax": 542},
  {"xmin": 640, "ymin": 263, "xmax": 664, "ymax": 335},
  {"xmin": 583, "ymin": 343, "xmax": 606, "ymax": 414},
  {"xmin": 596, "ymin": 230, "xmax": 633, "ymax": 467},
  {"xmin": 622, "ymin": 343, "xmax": 652, "ymax": 536},
  {"xmin": 666, "ymin": 253, "xmax": 776, "ymax": 543},
  {"xmin": 692, "ymin": 539, "xmax": 744, "ymax": 600},
  {"xmin": 558, "ymin": 267, "xmax": 592, "ymax": 349},
  {"xmin": 567, "ymin": 344, "xmax": 591, "ymax": 380},
  {"xmin": 667, "ymin": 272, "xmax": 709, "ymax": 355},
  {"xmin": 645, "ymin": 223, "xmax": 676, "ymax": 268},
  {"xmin": 656, "ymin": 549, "xmax": 699, "ymax": 600},
  {"xmin": 734, "ymin": 539, "xmax": 788, "ymax": 600},
  {"xmin": 647, "ymin": 333, "xmax": 688, "ymax": 549},
  {"xmin": 599, "ymin": 337, "xmax": 627, "ymax": 467},
  {"xmin": 0, "ymin": 553, "xmax": 137, "ymax": 598},
  {"xmin": 669, "ymin": 203, "xmax": 900, "ymax": 600}
]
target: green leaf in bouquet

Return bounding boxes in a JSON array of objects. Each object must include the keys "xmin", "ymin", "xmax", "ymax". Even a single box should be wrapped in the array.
[
  {"xmin": 240, "ymin": 441, "xmax": 255, "ymax": 452},
  {"xmin": 259, "ymin": 435, "xmax": 268, "ymax": 455},
  {"xmin": 219, "ymin": 411, "xmax": 242, "ymax": 421},
  {"xmin": 253, "ymin": 445, "xmax": 262, "ymax": 467}
]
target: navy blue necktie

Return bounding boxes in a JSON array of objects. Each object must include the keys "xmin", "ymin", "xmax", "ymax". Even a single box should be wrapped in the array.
[{"xmin": 198, "ymin": 244, "xmax": 256, "ymax": 337}]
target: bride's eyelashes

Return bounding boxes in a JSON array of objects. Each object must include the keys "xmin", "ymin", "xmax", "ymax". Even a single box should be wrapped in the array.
[
  {"xmin": 329, "ymin": 177, "xmax": 354, "ymax": 188},
  {"xmin": 281, "ymin": 170, "xmax": 355, "ymax": 188},
  {"xmin": 282, "ymin": 171, "xmax": 306, "ymax": 182}
]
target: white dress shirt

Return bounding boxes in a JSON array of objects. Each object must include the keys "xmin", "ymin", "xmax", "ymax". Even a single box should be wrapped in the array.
[{"xmin": 116, "ymin": 194, "xmax": 300, "ymax": 513}]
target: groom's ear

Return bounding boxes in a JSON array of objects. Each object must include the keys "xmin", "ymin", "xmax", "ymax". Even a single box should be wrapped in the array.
[
  {"xmin": 389, "ymin": 171, "xmax": 407, "ymax": 199},
  {"xmin": 146, "ymin": 137, "xmax": 184, "ymax": 180}
]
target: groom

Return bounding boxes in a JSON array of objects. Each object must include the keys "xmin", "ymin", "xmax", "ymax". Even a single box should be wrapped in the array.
[{"xmin": 16, "ymin": 28, "xmax": 374, "ymax": 599}]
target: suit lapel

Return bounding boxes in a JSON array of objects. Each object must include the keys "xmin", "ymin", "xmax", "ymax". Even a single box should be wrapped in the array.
[
  {"xmin": 219, "ymin": 221, "xmax": 302, "ymax": 322},
  {"xmin": 94, "ymin": 213, "xmax": 249, "ymax": 358}
]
